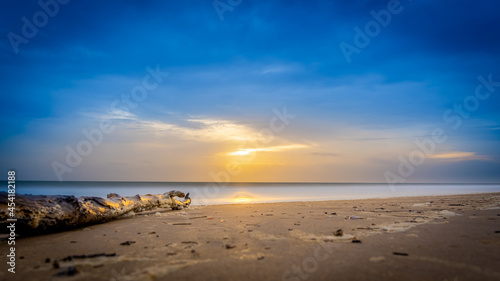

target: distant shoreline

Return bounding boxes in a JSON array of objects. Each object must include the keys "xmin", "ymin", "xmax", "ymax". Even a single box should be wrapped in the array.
[
  {"xmin": 8, "ymin": 182, "xmax": 500, "ymax": 206},
  {"xmin": 3, "ymin": 180, "xmax": 500, "ymax": 184}
]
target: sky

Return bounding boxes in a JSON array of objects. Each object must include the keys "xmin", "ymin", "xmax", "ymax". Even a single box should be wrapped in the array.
[{"xmin": 1, "ymin": 0, "xmax": 499, "ymax": 183}]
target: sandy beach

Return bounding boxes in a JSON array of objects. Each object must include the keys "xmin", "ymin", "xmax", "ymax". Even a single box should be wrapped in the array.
[{"xmin": 2, "ymin": 192, "xmax": 500, "ymax": 281}]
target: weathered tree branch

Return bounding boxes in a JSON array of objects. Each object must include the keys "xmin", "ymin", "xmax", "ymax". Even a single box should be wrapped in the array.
[{"xmin": 0, "ymin": 190, "xmax": 191, "ymax": 236}]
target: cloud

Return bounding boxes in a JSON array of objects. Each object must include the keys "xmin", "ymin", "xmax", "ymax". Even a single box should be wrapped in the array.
[
  {"xmin": 429, "ymin": 152, "xmax": 492, "ymax": 162},
  {"xmin": 310, "ymin": 152, "xmax": 340, "ymax": 157},
  {"xmin": 228, "ymin": 144, "xmax": 309, "ymax": 156},
  {"xmin": 102, "ymin": 109, "xmax": 136, "ymax": 120},
  {"xmin": 130, "ymin": 118, "xmax": 255, "ymax": 143},
  {"xmin": 95, "ymin": 109, "xmax": 268, "ymax": 143},
  {"xmin": 260, "ymin": 63, "xmax": 301, "ymax": 74},
  {"xmin": 148, "ymin": 118, "xmax": 256, "ymax": 142}
]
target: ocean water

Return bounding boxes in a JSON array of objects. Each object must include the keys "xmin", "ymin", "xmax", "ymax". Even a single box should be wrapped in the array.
[{"xmin": 7, "ymin": 181, "xmax": 500, "ymax": 205}]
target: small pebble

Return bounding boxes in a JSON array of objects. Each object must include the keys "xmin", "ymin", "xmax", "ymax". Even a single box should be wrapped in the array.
[
  {"xmin": 352, "ymin": 239, "xmax": 362, "ymax": 243},
  {"xmin": 393, "ymin": 252, "xmax": 409, "ymax": 256}
]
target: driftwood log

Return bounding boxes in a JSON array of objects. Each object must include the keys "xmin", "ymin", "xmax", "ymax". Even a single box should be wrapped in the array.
[{"xmin": 0, "ymin": 190, "xmax": 191, "ymax": 236}]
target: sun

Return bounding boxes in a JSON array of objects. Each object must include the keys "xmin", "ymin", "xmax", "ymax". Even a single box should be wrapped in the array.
[
  {"xmin": 229, "ymin": 150, "xmax": 251, "ymax": 156},
  {"xmin": 228, "ymin": 148, "xmax": 258, "ymax": 156},
  {"xmin": 232, "ymin": 192, "xmax": 254, "ymax": 203},
  {"xmin": 235, "ymin": 197, "xmax": 251, "ymax": 203}
]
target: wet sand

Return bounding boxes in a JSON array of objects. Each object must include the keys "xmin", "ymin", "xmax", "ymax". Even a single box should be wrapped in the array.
[{"xmin": 2, "ymin": 192, "xmax": 500, "ymax": 281}]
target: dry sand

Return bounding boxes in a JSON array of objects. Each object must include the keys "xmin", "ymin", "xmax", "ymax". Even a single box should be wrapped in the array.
[{"xmin": 2, "ymin": 192, "xmax": 500, "ymax": 281}]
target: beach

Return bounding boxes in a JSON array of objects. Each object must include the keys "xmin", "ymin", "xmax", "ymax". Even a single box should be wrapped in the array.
[{"xmin": 2, "ymin": 192, "xmax": 500, "ymax": 281}]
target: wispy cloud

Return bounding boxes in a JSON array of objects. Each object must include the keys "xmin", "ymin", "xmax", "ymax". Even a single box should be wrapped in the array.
[
  {"xmin": 228, "ymin": 144, "xmax": 309, "ymax": 156},
  {"xmin": 429, "ymin": 152, "xmax": 491, "ymax": 161},
  {"xmin": 310, "ymin": 152, "xmax": 340, "ymax": 157},
  {"xmin": 260, "ymin": 63, "xmax": 301, "ymax": 74},
  {"xmin": 96, "ymin": 110, "xmax": 262, "ymax": 143},
  {"xmin": 141, "ymin": 118, "xmax": 255, "ymax": 142}
]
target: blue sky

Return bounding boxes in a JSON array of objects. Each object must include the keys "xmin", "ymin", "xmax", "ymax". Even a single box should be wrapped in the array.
[{"xmin": 1, "ymin": 0, "xmax": 499, "ymax": 182}]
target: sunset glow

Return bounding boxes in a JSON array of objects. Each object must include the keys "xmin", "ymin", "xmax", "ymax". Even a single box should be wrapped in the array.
[
  {"xmin": 1, "ymin": 1, "xmax": 499, "ymax": 183},
  {"xmin": 232, "ymin": 192, "xmax": 255, "ymax": 203},
  {"xmin": 228, "ymin": 145, "xmax": 308, "ymax": 156}
]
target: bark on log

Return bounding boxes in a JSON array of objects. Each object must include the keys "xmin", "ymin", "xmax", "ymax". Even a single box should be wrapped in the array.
[{"xmin": 0, "ymin": 190, "xmax": 191, "ymax": 236}]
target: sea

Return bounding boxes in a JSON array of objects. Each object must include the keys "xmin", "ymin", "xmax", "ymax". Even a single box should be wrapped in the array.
[{"xmin": 6, "ymin": 182, "xmax": 500, "ymax": 205}]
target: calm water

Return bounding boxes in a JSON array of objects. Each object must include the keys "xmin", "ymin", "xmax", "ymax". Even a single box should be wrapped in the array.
[{"xmin": 6, "ymin": 182, "xmax": 500, "ymax": 205}]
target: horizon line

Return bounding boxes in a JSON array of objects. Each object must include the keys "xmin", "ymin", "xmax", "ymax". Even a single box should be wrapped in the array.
[{"xmin": 4, "ymin": 180, "xmax": 500, "ymax": 185}]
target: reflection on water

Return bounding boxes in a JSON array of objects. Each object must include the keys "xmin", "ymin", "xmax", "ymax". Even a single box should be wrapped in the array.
[
  {"xmin": 9, "ymin": 181, "xmax": 500, "ymax": 206},
  {"xmin": 232, "ymin": 192, "xmax": 254, "ymax": 203}
]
